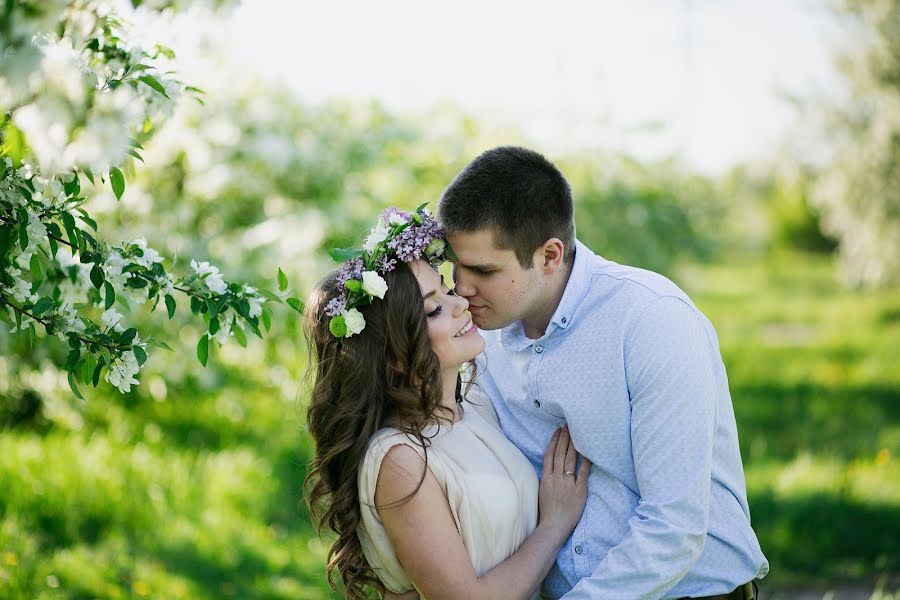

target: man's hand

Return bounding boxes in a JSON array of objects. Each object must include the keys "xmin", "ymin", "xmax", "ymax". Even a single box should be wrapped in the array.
[{"xmin": 384, "ymin": 590, "xmax": 420, "ymax": 600}]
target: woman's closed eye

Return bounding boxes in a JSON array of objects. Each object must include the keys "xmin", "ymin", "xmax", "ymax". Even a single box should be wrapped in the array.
[{"xmin": 426, "ymin": 288, "xmax": 458, "ymax": 318}]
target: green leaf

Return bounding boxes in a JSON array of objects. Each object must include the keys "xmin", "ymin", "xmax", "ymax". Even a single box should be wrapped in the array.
[
  {"xmin": 92, "ymin": 360, "xmax": 103, "ymax": 387},
  {"xmin": 65, "ymin": 347, "xmax": 81, "ymax": 370},
  {"xmin": 31, "ymin": 296, "xmax": 54, "ymax": 316},
  {"xmin": 133, "ymin": 345, "xmax": 147, "ymax": 366},
  {"xmin": 104, "ymin": 281, "xmax": 115, "ymax": 309},
  {"xmin": 125, "ymin": 277, "xmax": 148, "ymax": 288},
  {"xmin": 197, "ymin": 334, "xmax": 209, "ymax": 366},
  {"xmin": 82, "ymin": 167, "xmax": 95, "ymax": 184},
  {"xmin": 233, "ymin": 322, "xmax": 247, "ymax": 348},
  {"xmin": 18, "ymin": 220, "xmax": 28, "ymax": 251},
  {"xmin": 277, "ymin": 267, "xmax": 288, "ymax": 292},
  {"xmin": 329, "ymin": 247, "xmax": 364, "ymax": 263},
  {"xmin": 76, "ymin": 212, "xmax": 97, "ymax": 232},
  {"xmin": 344, "ymin": 279, "xmax": 362, "ymax": 293},
  {"xmin": 164, "ymin": 294, "xmax": 175, "ymax": 319},
  {"xmin": 61, "ymin": 211, "xmax": 78, "ymax": 248},
  {"xmin": 184, "ymin": 85, "xmax": 205, "ymax": 94},
  {"xmin": 82, "ymin": 353, "xmax": 98, "ymax": 386},
  {"xmin": 125, "ymin": 148, "xmax": 144, "ymax": 162},
  {"xmin": 109, "ymin": 167, "xmax": 125, "ymax": 200},
  {"xmin": 90, "ymin": 265, "xmax": 104, "ymax": 288},
  {"xmin": 119, "ymin": 328, "xmax": 138, "ymax": 345},
  {"xmin": 287, "ymin": 297, "xmax": 304, "ymax": 314},
  {"xmin": 63, "ymin": 173, "xmax": 80, "ymax": 197},
  {"xmin": 329, "ymin": 315, "xmax": 347, "ymax": 338},
  {"xmin": 206, "ymin": 296, "xmax": 220, "ymax": 319},
  {"xmin": 145, "ymin": 338, "xmax": 173, "ymax": 351},
  {"xmin": 127, "ymin": 136, "xmax": 144, "ymax": 149},
  {"xmin": 261, "ymin": 305, "xmax": 272, "ymax": 332},
  {"xmin": 137, "ymin": 75, "xmax": 170, "ymax": 98},
  {"xmin": 208, "ymin": 316, "xmax": 219, "ymax": 335},
  {"xmin": 256, "ymin": 288, "xmax": 283, "ymax": 303},
  {"xmin": 30, "ymin": 252, "xmax": 45, "ymax": 282},
  {"xmin": 68, "ymin": 371, "xmax": 85, "ymax": 400}
]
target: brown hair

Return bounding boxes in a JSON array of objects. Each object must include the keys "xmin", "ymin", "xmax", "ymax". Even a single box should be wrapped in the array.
[
  {"xmin": 302, "ymin": 261, "xmax": 457, "ymax": 599},
  {"xmin": 438, "ymin": 145, "xmax": 575, "ymax": 267}
]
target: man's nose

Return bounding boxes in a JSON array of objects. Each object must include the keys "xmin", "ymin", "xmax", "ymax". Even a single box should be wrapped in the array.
[{"xmin": 452, "ymin": 265, "xmax": 476, "ymax": 298}]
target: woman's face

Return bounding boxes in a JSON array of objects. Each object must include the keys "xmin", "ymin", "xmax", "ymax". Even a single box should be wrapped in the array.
[{"xmin": 410, "ymin": 259, "xmax": 485, "ymax": 369}]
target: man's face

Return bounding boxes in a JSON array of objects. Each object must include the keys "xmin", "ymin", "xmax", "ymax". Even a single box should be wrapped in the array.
[{"xmin": 447, "ymin": 229, "xmax": 544, "ymax": 331}]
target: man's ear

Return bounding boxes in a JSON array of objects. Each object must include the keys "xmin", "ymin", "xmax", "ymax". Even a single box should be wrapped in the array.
[{"xmin": 539, "ymin": 238, "xmax": 565, "ymax": 273}]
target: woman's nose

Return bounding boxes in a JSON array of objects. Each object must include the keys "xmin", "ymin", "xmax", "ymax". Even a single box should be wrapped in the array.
[{"xmin": 453, "ymin": 292, "xmax": 469, "ymax": 315}]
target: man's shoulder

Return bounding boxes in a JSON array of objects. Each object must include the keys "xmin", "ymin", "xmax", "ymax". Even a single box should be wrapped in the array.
[{"xmin": 584, "ymin": 252, "xmax": 690, "ymax": 305}]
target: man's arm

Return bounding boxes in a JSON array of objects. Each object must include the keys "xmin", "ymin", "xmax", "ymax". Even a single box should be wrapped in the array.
[{"xmin": 562, "ymin": 296, "xmax": 718, "ymax": 600}]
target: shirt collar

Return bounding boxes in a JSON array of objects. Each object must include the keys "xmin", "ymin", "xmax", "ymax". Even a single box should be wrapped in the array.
[
  {"xmin": 497, "ymin": 239, "xmax": 594, "ymax": 351},
  {"xmin": 548, "ymin": 239, "xmax": 593, "ymax": 332}
]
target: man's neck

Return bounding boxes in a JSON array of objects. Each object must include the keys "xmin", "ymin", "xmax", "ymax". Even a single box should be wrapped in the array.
[{"xmin": 522, "ymin": 258, "xmax": 575, "ymax": 340}]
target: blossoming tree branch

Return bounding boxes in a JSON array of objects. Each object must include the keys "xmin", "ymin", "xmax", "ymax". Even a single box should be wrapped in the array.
[{"xmin": 0, "ymin": 1, "xmax": 302, "ymax": 397}]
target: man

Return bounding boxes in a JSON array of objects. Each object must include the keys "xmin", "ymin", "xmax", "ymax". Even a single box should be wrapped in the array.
[{"xmin": 437, "ymin": 146, "xmax": 768, "ymax": 599}]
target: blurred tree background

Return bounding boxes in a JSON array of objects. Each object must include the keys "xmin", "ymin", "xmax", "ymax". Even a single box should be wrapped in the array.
[{"xmin": 1, "ymin": 0, "xmax": 899, "ymax": 599}]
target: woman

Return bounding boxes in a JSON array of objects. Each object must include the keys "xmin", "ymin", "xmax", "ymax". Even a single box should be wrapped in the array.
[{"xmin": 304, "ymin": 206, "xmax": 590, "ymax": 600}]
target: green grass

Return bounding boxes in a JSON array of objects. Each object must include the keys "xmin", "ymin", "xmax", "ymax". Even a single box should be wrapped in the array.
[
  {"xmin": 681, "ymin": 250, "xmax": 900, "ymax": 592},
  {"xmin": 0, "ymin": 250, "xmax": 898, "ymax": 598}
]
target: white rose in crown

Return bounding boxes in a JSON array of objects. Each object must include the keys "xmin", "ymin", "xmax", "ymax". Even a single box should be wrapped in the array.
[
  {"xmin": 343, "ymin": 308, "xmax": 366, "ymax": 337},
  {"xmin": 364, "ymin": 217, "xmax": 391, "ymax": 254},
  {"xmin": 361, "ymin": 270, "xmax": 388, "ymax": 299}
]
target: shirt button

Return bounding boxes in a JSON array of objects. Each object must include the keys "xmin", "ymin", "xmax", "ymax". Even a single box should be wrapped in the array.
[
  {"xmin": 561, "ymin": 317, "xmax": 567, "ymax": 324},
  {"xmin": 534, "ymin": 345, "xmax": 544, "ymax": 353},
  {"xmin": 574, "ymin": 545, "xmax": 584, "ymax": 555},
  {"xmin": 533, "ymin": 400, "xmax": 541, "ymax": 408}
]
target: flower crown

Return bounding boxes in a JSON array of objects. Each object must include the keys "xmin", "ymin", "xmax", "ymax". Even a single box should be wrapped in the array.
[{"xmin": 325, "ymin": 203, "xmax": 448, "ymax": 338}]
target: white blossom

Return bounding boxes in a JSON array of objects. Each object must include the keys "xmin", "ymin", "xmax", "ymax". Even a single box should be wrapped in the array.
[
  {"xmin": 4, "ymin": 266, "xmax": 38, "ymax": 304},
  {"xmin": 243, "ymin": 285, "xmax": 265, "ymax": 319},
  {"xmin": 59, "ymin": 302, "xmax": 85, "ymax": 334},
  {"xmin": 211, "ymin": 313, "xmax": 233, "ymax": 345},
  {"xmin": 361, "ymin": 270, "xmax": 388, "ymax": 299},
  {"xmin": 191, "ymin": 259, "xmax": 228, "ymax": 294},
  {"xmin": 101, "ymin": 307, "xmax": 125, "ymax": 332},
  {"xmin": 343, "ymin": 308, "xmax": 365, "ymax": 337},
  {"xmin": 131, "ymin": 238, "xmax": 164, "ymax": 268},
  {"xmin": 364, "ymin": 217, "xmax": 391, "ymax": 253},
  {"xmin": 105, "ymin": 350, "xmax": 140, "ymax": 394}
]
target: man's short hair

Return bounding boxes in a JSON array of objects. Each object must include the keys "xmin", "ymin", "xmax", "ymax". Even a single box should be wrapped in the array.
[{"xmin": 438, "ymin": 146, "xmax": 575, "ymax": 268}]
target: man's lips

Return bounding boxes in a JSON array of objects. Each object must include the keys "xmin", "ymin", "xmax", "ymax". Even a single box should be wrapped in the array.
[{"xmin": 468, "ymin": 304, "xmax": 486, "ymax": 312}]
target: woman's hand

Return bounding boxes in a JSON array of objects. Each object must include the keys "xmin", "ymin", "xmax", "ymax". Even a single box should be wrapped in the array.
[{"xmin": 538, "ymin": 425, "xmax": 591, "ymax": 535}]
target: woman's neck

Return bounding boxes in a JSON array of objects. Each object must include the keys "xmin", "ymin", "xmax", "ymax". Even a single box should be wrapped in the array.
[{"xmin": 441, "ymin": 366, "xmax": 462, "ymax": 422}]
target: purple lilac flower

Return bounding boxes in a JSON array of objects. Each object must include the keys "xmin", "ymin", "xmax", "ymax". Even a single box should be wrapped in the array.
[
  {"xmin": 336, "ymin": 257, "xmax": 364, "ymax": 286},
  {"xmin": 377, "ymin": 256, "xmax": 398, "ymax": 273},
  {"xmin": 381, "ymin": 207, "xmax": 411, "ymax": 226},
  {"xmin": 387, "ymin": 218, "xmax": 445, "ymax": 263},
  {"xmin": 324, "ymin": 295, "xmax": 346, "ymax": 317}
]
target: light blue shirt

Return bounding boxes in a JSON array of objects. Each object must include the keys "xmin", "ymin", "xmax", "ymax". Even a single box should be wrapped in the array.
[{"xmin": 475, "ymin": 240, "xmax": 768, "ymax": 599}]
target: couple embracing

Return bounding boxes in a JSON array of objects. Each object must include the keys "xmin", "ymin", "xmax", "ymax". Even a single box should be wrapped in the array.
[{"xmin": 304, "ymin": 147, "xmax": 769, "ymax": 600}]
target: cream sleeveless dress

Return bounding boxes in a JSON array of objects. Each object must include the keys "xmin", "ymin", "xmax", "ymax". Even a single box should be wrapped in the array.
[{"xmin": 357, "ymin": 397, "xmax": 540, "ymax": 598}]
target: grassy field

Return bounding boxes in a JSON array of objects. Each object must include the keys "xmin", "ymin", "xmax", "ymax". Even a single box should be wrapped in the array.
[{"xmin": 0, "ymin": 250, "xmax": 898, "ymax": 599}]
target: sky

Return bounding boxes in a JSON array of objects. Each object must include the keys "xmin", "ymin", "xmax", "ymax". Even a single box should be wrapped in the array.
[{"xmin": 225, "ymin": 0, "xmax": 843, "ymax": 174}]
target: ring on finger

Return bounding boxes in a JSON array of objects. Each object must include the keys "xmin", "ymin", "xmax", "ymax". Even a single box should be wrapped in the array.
[{"xmin": 563, "ymin": 471, "xmax": 575, "ymax": 477}]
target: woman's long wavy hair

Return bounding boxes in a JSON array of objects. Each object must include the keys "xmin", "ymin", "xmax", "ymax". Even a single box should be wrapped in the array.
[{"xmin": 302, "ymin": 261, "xmax": 458, "ymax": 600}]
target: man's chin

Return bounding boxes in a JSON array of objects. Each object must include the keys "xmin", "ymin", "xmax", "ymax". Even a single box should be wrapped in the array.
[{"xmin": 472, "ymin": 312, "xmax": 511, "ymax": 332}]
